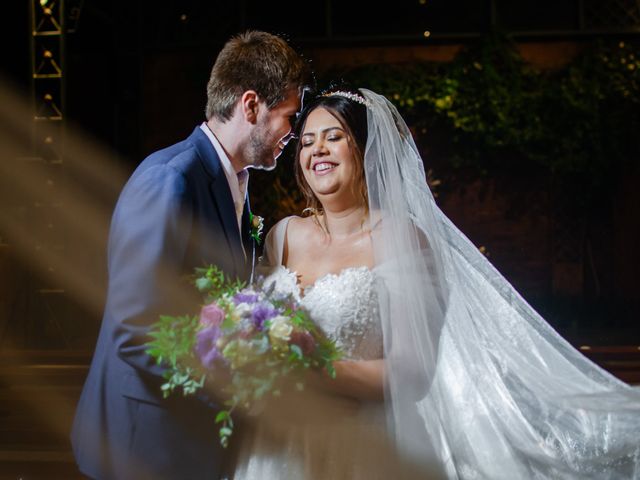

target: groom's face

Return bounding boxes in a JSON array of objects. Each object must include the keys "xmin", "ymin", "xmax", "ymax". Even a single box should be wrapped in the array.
[{"xmin": 247, "ymin": 89, "xmax": 300, "ymax": 171}]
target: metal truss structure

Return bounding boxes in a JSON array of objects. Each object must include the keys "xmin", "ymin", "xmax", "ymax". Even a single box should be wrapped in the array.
[{"xmin": 10, "ymin": 0, "xmax": 71, "ymax": 348}]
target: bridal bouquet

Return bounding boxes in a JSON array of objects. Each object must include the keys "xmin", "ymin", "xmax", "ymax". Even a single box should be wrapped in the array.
[{"xmin": 145, "ymin": 265, "xmax": 341, "ymax": 447}]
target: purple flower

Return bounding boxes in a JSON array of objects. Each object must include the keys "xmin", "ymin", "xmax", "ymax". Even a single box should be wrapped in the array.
[
  {"xmin": 195, "ymin": 325, "xmax": 224, "ymax": 369},
  {"xmin": 251, "ymin": 303, "xmax": 279, "ymax": 330},
  {"xmin": 199, "ymin": 303, "xmax": 225, "ymax": 328},
  {"xmin": 233, "ymin": 291, "xmax": 259, "ymax": 305},
  {"xmin": 290, "ymin": 330, "xmax": 316, "ymax": 356}
]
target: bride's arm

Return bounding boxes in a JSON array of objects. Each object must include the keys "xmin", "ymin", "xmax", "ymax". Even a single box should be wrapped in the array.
[{"xmin": 316, "ymin": 359, "xmax": 385, "ymax": 402}]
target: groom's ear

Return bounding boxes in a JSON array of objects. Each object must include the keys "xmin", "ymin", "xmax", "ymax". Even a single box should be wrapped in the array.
[{"xmin": 240, "ymin": 90, "xmax": 260, "ymax": 124}]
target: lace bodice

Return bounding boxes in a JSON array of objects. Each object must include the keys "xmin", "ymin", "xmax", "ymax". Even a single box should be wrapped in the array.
[
  {"xmin": 262, "ymin": 265, "xmax": 383, "ymax": 360},
  {"xmin": 257, "ymin": 216, "xmax": 383, "ymax": 361}
]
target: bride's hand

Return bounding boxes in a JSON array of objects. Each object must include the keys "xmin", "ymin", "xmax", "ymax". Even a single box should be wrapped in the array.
[{"xmin": 309, "ymin": 359, "xmax": 385, "ymax": 402}]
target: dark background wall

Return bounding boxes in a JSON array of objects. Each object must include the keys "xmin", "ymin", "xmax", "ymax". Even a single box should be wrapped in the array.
[
  {"xmin": 6, "ymin": 0, "xmax": 638, "ymax": 163},
  {"xmin": 1, "ymin": 0, "xmax": 639, "ymax": 349}
]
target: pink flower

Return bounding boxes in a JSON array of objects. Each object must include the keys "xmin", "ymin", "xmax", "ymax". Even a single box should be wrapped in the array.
[{"xmin": 200, "ymin": 303, "xmax": 225, "ymax": 328}]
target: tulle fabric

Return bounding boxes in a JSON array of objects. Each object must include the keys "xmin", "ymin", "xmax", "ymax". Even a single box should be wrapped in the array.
[{"xmin": 362, "ymin": 88, "xmax": 640, "ymax": 479}]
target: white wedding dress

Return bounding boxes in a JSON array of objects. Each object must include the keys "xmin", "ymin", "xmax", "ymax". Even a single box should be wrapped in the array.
[
  {"xmin": 233, "ymin": 88, "xmax": 640, "ymax": 479},
  {"xmin": 232, "ymin": 217, "xmax": 394, "ymax": 480}
]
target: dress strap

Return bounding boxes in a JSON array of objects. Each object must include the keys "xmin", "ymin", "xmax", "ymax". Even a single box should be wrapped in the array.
[{"xmin": 261, "ymin": 216, "xmax": 293, "ymax": 268}]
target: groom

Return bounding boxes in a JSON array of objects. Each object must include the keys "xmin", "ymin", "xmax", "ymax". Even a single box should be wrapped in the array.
[{"xmin": 71, "ymin": 31, "xmax": 308, "ymax": 479}]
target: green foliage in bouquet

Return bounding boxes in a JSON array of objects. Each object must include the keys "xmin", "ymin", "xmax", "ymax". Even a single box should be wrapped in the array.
[
  {"xmin": 145, "ymin": 314, "xmax": 205, "ymax": 398},
  {"xmin": 145, "ymin": 266, "xmax": 342, "ymax": 448}
]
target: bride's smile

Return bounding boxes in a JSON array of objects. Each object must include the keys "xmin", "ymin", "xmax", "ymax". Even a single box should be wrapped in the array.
[
  {"xmin": 311, "ymin": 161, "xmax": 338, "ymax": 174},
  {"xmin": 299, "ymin": 107, "xmax": 359, "ymax": 199}
]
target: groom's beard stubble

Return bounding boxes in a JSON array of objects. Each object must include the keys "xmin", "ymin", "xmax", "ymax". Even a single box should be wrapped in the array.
[{"xmin": 247, "ymin": 122, "xmax": 281, "ymax": 172}]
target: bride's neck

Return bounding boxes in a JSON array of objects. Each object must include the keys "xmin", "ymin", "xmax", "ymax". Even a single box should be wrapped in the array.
[{"xmin": 320, "ymin": 204, "xmax": 367, "ymax": 238}]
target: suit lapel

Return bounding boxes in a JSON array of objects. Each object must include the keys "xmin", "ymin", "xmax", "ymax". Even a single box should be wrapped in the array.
[{"xmin": 189, "ymin": 127, "xmax": 246, "ymax": 279}]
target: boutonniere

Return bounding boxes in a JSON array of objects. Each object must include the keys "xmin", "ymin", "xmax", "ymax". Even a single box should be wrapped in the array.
[{"xmin": 249, "ymin": 212, "xmax": 264, "ymax": 245}]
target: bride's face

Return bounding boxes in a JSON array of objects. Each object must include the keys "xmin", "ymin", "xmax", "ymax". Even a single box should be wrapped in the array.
[{"xmin": 298, "ymin": 107, "xmax": 359, "ymax": 202}]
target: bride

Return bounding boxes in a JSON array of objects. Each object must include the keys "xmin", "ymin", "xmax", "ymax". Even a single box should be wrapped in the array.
[{"xmin": 232, "ymin": 88, "xmax": 640, "ymax": 479}]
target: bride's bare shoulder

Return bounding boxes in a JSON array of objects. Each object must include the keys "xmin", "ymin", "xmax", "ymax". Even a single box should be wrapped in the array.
[
  {"xmin": 276, "ymin": 215, "xmax": 317, "ymax": 264},
  {"xmin": 286, "ymin": 215, "xmax": 318, "ymax": 241}
]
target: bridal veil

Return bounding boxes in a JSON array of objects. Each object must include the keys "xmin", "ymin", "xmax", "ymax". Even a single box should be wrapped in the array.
[{"xmin": 361, "ymin": 88, "xmax": 640, "ymax": 479}]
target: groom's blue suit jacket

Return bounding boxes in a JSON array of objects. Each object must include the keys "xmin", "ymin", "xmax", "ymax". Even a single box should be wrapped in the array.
[{"xmin": 72, "ymin": 127, "xmax": 253, "ymax": 479}]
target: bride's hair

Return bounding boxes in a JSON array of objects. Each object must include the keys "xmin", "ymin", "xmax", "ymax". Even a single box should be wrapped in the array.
[{"xmin": 293, "ymin": 88, "xmax": 369, "ymax": 221}]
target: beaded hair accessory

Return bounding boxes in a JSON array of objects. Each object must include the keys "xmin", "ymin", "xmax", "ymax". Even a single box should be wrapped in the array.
[{"xmin": 322, "ymin": 90, "xmax": 372, "ymax": 108}]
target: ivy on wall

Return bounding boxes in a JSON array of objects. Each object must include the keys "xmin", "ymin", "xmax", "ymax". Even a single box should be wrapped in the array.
[
  {"xmin": 326, "ymin": 34, "xmax": 640, "ymax": 185},
  {"xmin": 251, "ymin": 35, "xmax": 639, "ymax": 227}
]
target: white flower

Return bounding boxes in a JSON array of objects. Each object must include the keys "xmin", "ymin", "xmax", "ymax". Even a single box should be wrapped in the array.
[
  {"xmin": 224, "ymin": 338, "xmax": 258, "ymax": 369},
  {"xmin": 268, "ymin": 315, "xmax": 293, "ymax": 346},
  {"xmin": 259, "ymin": 266, "xmax": 301, "ymax": 303},
  {"xmin": 229, "ymin": 302, "xmax": 252, "ymax": 323}
]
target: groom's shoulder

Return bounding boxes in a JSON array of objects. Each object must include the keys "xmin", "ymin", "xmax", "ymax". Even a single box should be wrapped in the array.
[
  {"xmin": 147, "ymin": 138, "xmax": 199, "ymax": 168},
  {"xmin": 135, "ymin": 136, "xmax": 206, "ymax": 181}
]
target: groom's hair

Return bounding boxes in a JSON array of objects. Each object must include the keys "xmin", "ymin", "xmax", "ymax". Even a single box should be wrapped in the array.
[{"xmin": 205, "ymin": 30, "xmax": 309, "ymax": 122}]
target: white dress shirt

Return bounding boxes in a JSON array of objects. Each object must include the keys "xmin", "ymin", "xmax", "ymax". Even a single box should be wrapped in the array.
[{"xmin": 199, "ymin": 122, "xmax": 249, "ymax": 234}]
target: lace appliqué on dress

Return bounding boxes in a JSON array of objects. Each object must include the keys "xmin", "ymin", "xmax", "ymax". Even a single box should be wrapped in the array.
[{"xmin": 261, "ymin": 265, "xmax": 382, "ymax": 361}]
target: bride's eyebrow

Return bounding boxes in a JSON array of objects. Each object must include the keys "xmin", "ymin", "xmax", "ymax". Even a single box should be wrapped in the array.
[{"xmin": 301, "ymin": 127, "xmax": 345, "ymax": 138}]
